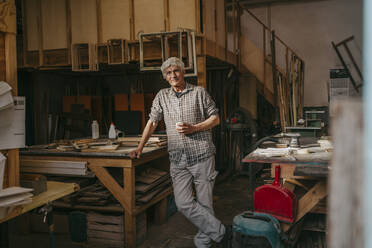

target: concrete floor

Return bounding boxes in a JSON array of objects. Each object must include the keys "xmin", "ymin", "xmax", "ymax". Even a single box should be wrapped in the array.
[{"xmin": 5, "ymin": 175, "xmax": 254, "ymax": 248}]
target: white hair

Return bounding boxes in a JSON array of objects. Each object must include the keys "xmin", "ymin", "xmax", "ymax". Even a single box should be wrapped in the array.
[{"xmin": 160, "ymin": 57, "xmax": 185, "ymax": 78}]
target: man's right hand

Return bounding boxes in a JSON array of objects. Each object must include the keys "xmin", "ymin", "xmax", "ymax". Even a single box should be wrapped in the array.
[{"xmin": 129, "ymin": 148, "xmax": 142, "ymax": 159}]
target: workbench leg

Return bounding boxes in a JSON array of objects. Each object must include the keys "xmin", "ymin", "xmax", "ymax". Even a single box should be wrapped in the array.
[
  {"xmin": 154, "ymin": 198, "xmax": 167, "ymax": 225},
  {"xmin": 125, "ymin": 212, "xmax": 136, "ymax": 248}
]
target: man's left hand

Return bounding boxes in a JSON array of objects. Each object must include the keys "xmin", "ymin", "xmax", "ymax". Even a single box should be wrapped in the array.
[{"xmin": 176, "ymin": 122, "xmax": 197, "ymax": 134}]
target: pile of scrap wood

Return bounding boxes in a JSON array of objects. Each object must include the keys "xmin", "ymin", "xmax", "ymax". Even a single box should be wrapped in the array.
[
  {"xmin": 57, "ymin": 182, "xmax": 116, "ymax": 207},
  {"xmin": 0, "ymin": 187, "xmax": 34, "ymax": 218},
  {"xmin": 136, "ymin": 167, "xmax": 171, "ymax": 205},
  {"xmin": 27, "ymin": 135, "xmax": 167, "ymax": 153}
]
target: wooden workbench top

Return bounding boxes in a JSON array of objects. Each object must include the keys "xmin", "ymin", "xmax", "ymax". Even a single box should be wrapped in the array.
[
  {"xmin": 20, "ymin": 146, "xmax": 167, "ymax": 159},
  {"xmin": 0, "ymin": 181, "xmax": 79, "ymax": 223}
]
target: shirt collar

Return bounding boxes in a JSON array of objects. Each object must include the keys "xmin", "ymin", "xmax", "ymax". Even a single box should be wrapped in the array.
[{"xmin": 169, "ymin": 82, "xmax": 194, "ymax": 96}]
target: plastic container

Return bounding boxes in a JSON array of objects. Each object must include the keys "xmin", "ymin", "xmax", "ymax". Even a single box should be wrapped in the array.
[
  {"xmin": 91, "ymin": 120, "xmax": 99, "ymax": 139},
  {"xmin": 108, "ymin": 122, "xmax": 116, "ymax": 139}
]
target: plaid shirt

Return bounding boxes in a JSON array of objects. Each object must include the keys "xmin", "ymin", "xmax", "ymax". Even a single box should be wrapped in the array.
[{"xmin": 149, "ymin": 83, "xmax": 218, "ymax": 165}]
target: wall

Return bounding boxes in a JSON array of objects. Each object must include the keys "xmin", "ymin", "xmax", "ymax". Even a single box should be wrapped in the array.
[{"xmin": 241, "ymin": 0, "xmax": 363, "ymax": 106}]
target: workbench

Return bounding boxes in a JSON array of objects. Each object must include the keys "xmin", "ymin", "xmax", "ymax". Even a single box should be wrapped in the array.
[
  {"xmin": 242, "ymin": 149, "xmax": 330, "ymax": 232},
  {"xmin": 20, "ymin": 146, "xmax": 171, "ymax": 248},
  {"xmin": 0, "ymin": 181, "xmax": 79, "ymax": 224}
]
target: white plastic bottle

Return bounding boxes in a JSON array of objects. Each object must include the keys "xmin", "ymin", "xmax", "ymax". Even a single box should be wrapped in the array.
[
  {"xmin": 91, "ymin": 120, "xmax": 99, "ymax": 139},
  {"xmin": 108, "ymin": 122, "xmax": 116, "ymax": 139}
]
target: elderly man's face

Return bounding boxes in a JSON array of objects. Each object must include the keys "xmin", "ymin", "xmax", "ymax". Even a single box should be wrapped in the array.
[{"xmin": 164, "ymin": 65, "xmax": 185, "ymax": 88}]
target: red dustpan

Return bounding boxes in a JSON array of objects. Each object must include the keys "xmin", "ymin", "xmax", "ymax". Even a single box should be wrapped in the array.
[{"xmin": 254, "ymin": 165, "xmax": 297, "ymax": 223}]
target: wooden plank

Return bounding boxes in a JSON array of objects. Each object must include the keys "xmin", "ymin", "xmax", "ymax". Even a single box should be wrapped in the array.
[
  {"xmin": 270, "ymin": 163, "xmax": 313, "ymax": 179},
  {"xmin": 88, "ymin": 165, "xmax": 131, "ymax": 213},
  {"xmin": 129, "ymin": 0, "xmax": 134, "ymax": 40},
  {"xmin": 0, "ymin": 2, "xmax": 16, "ymax": 34},
  {"xmin": 24, "ymin": 0, "xmax": 40, "ymax": 51},
  {"xmin": 37, "ymin": 0, "xmax": 44, "ymax": 66},
  {"xmin": 125, "ymin": 211, "xmax": 136, "ymax": 248},
  {"xmin": 66, "ymin": 0, "xmax": 72, "ymax": 64},
  {"xmin": 328, "ymin": 100, "xmax": 363, "ymax": 248},
  {"xmin": 41, "ymin": 0, "xmax": 67, "ymax": 50},
  {"xmin": 282, "ymin": 181, "xmax": 327, "ymax": 232},
  {"xmin": 134, "ymin": 0, "xmax": 164, "ymax": 35},
  {"xmin": 197, "ymin": 55, "xmax": 206, "ymax": 88},
  {"xmin": 5, "ymin": 33, "xmax": 17, "ymax": 94},
  {"xmin": 0, "ymin": 32, "xmax": 5, "ymax": 81},
  {"xmin": 0, "ymin": 181, "xmax": 79, "ymax": 223},
  {"xmin": 204, "ymin": 0, "xmax": 215, "ymax": 49},
  {"xmin": 101, "ymin": 0, "xmax": 131, "ymax": 41},
  {"xmin": 20, "ymin": 167, "xmax": 87, "ymax": 176},
  {"xmin": 96, "ymin": 0, "xmax": 102, "ymax": 43},
  {"xmin": 163, "ymin": 0, "xmax": 169, "ymax": 31},
  {"xmin": 154, "ymin": 197, "xmax": 167, "ymax": 225},
  {"xmin": 169, "ymin": 0, "xmax": 196, "ymax": 31},
  {"xmin": 87, "ymin": 212, "xmax": 123, "ymax": 225},
  {"xmin": 70, "ymin": 0, "xmax": 97, "ymax": 44},
  {"xmin": 7, "ymin": 149, "xmax": 18, "ymax": 187},
  {"xmin": 87, "ymin": 229, "xmax": 124, "ymax": 241},
  {"xmin": 21, "ymin": 159, "xmax": 86, "ymax": 169}
]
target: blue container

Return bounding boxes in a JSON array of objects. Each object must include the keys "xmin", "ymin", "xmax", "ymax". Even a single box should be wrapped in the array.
[{"xmin": 232, "ymin": 211, "xmax": 284, "ymax": 248}]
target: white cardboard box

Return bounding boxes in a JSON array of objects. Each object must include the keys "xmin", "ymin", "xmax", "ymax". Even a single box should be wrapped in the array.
[{"xmin": 0, "ymin": 96, "xmax": 26, "ymax": 150}]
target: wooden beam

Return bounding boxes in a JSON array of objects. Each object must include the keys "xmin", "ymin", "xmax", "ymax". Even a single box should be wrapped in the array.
[
  {"xmin": 66, "ymin": 0, "xmax": 72, "ymax": 64},
  {"xmin": 129, "ymin": 0, "xmax": 135, "ymax": 40},
  {"xmin": 163, "ymin": 0, "xmax": 170, "ymax": 31},
  {"xmin": 195, "ymin": 0, "xmax": 201, "ymax": 34},
  {"xmin": 96, "ymin": 0, "xmax": 102, "ymax": 43},
  {"xmin": 37, "ymin": 0, "xmax": 43, "ymax": 66},
  {"xmin": 123, "ymin": 167, "xmax": 136, "ymax": 248},
  {"xmin": 88, "ymin": 165, "xmax": 131, "ymax": 213},
  {"xmin": 282, "ymin": 180, "xmax": 327, "ymax": 232}
]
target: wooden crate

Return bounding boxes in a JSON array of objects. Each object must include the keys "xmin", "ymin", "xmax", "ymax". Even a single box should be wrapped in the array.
[{"xmin": 87, "ymin": 211, "xmax": 147, "ymax": 248}]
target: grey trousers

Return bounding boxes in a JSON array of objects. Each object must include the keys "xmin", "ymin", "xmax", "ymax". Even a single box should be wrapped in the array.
[{"xmin": 170, "ymin": 154, "xmax": 225, "ymax": 248}]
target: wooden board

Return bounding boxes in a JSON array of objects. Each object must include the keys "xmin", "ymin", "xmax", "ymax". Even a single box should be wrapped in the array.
[
  {"xmin": 216, "ymin": 0, "xmax": 226, "ymax": 59},
  {"xmin": 24, "ymin": 0, "xmax": 40, "ymax": 51},
  {"xmin": 101, "ymin": 0, "xmax": 131, "ymax": 41},
  {"xmin": 134, "ymin": 0, "xmax": 164, "ymax": 35},
  {"xmin": 204, "ymin": 0, "xmax": 215, "ymax": 43},
  {"xmin": 0, "ymin": 181, "xmax": 79, "ymax": 223},
  {"xmin": 0, "ymin": 32, "xmax": 5, "ymax": 81},
  {"xmin": 70, "ymin": 0, "xmax": 97, "ymax": 44},
  {"xmin": 41, "ymin": 0, "xmax": 67, "ymax": 50},
  {"xmin": 169, "ymin": 0, "xmax": 196, "ymax": 31}
]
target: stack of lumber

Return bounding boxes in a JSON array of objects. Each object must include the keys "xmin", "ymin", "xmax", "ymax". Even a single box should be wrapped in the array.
[
  {"xmin": 58, "ymin": 182, "xmax": 115, "ymax": 207},
  {"xmin": 20, "ymin": 159, "xmax": 91, "ymax": 176},
  {"xmin": 86, "ymin": 211, "xmax": 147, "ymax": 248},
  {"xmin": 0, "ymin": 187, "xmax": 33, "ymax": 218},
  {"xmin": 136, "ymin": 168, "xmax": 171, "ymax": 205}
]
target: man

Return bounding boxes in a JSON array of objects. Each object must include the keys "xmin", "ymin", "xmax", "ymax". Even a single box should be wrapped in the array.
[{"xmin": 130, "ymin": 57, "xmax": 231, "ymax": 247}]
